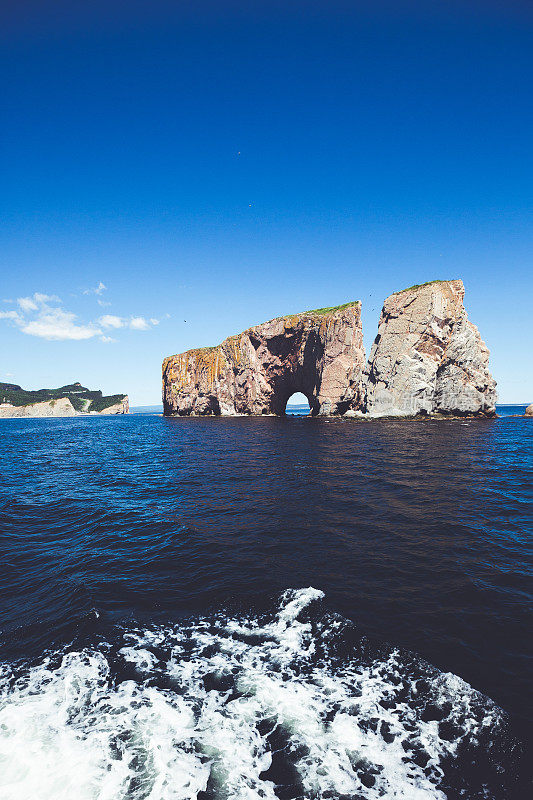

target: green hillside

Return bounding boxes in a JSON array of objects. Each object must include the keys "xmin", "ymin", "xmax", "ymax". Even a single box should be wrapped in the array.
[{"xmin": 0, "ymin": 381, "xmax": 126, "ymax": 413}]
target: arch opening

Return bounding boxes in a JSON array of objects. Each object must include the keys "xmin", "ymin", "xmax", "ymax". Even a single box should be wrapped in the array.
[{"xmin": 284, "ymin": 392, "xmax": 311, "ymax": 416}]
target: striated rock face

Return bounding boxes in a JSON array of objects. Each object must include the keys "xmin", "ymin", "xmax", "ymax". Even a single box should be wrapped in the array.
[
  {"xmin": 163, "ymin": 280, "xmax": 496, "ymax": 418},
  {"xmin": 363, "ymin": 280, "xmax": 497, "ymax": 417},
  {"xmin": 163, "ymin": 303, "xmax": 365, "ymax": 416},
  {"xmin": 0, "ymin": 397, "xmax": 77, "ymax": 418}
]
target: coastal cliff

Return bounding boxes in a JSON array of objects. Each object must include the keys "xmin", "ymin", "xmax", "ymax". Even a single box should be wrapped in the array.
[
  {"xmin": 363, "ymin": 280, "xmax": 497, "ymax": 417},
  {"xmin": 162, "ymin": 280, "xmax": 496, "ymax": 418},
  {"xmin": 0, "ymin": 382, "xmax": 129, "ymax": 418},
  {"xmin": 163, "ymin": 302, "xmax": 365, "ymax": 416},
  {"xmin": 0, "ymin": 397, "xmax": 77, "ymax": 418}
]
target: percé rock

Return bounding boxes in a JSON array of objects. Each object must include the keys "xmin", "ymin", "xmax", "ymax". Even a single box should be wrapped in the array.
[
  {"xmin": 162, "ymin": 280, "xmax": 496, "ymax": 418},
  {"xmin": 0, "ymin": 397, "xmax": 77, "ymax": 418},
  {"xmin": 163, "ymin": 302, "xmax": 365, "ymax": 416},
  {"xmin": 363, "ymin": 280, "xmax": 497, "ymax": 417}
]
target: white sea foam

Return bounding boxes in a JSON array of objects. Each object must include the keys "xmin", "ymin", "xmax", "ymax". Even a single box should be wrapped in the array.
[{"xmin": 0, "ymin": 588, "xmax": 512, "ymax": 799}]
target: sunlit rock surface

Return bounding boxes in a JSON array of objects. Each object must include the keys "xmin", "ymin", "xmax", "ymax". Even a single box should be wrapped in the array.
[
  {"xmin": 162, "ymin": 303, "xmax": 365, "ymax": 416},
  {"xmin": 363, "ymin": 280, "xmax": 497, "ymax": 417},
  {"xmin": 0, "ymin": 397, "xmax": 77, "ymax": 418},
  {"xmin": 163, "ymin": 281, "xmax": 496, "ymax": 418}
]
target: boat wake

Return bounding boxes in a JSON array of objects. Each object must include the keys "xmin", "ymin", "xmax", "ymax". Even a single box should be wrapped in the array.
[{"xmin": 0, "ymin": 588, "xmax": 525, "ymax": 799}]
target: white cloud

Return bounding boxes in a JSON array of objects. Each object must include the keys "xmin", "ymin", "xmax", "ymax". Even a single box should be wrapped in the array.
[
  {"xmin": 17, "ymin": 293, "xmax": 60, "ymax": 313},
  {"xmin": 1, "ymin": 290, "xmax": 162, "ymax": 343},
  {"xmin": 97, "ymin": 298, "xmax": 111, "ymax": 307},
  {"xmin": 0, "ymin": 310, "xmax": 22, "ymax": 321},
  {"xmin": 34, "ymin": 293, "xmax": 60, "ymax": 304},
  {"xmin": 129, "ymin": 316, "xmax": 150, "ymax": 331},
  {"xmin": 83, "ymin": 281, "xmax": 107, "ymax": 296},
  {"xmin": 100, "ymin": 314, "xmax": 154, "ymax": 331},
  {"xmin": 99, "ymin": 314, "xmax": 124, "ymax": 329},
  {"xmin": 20, "ymin": 308, "xmax": 101, "ymax": 341},
  {"xmin": 17, "ymin": 296, "xmax": 39, "ymax": 312}
]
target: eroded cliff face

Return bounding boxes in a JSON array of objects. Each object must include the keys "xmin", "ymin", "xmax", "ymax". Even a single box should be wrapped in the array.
[
  {"xmin": 0, "ymin": 397, "xmax": 77, "ymax": 418},
  {"xmin": 163, "ymin": 302, "xmax": 365, "ymax": 416},
  {"xmin": 163, "ymin": 281, "xmax": 496, "ymax": 418},
  {"xmin": 0, "ymin": 392, "xmax": 129, "ymax": 418},
  {"xmin": 363, "ymin": 280, "xmax": 496, "ymax": 417}
]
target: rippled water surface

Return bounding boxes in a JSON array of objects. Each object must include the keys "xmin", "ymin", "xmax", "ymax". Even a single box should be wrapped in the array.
[{"xmin": 0, "ymin": 413, "xmax": 531, "ymax": 798}]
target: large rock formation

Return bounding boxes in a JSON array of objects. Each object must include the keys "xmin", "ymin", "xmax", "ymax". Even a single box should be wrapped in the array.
[
  {"xmin": 162, "ymin": 302, "xmax": 365, "ymax": 416},
  {"xmin": 163, "ymin": 280, "xmax": 497, "ymax": 418},
  {"xmin": 363, "ymin": 280, "xmax": 497, "ymax": 417}
]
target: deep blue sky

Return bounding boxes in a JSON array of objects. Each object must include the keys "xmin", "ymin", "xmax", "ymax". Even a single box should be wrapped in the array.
[{"xmin": 1, "ymin": 1, "xmax": 532, "ymax": 404}]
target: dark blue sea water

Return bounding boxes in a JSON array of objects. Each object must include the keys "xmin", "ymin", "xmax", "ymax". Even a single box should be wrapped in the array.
[{"xmin": 0, "ymin": 412, "xmax": 531, "ymax": 799}]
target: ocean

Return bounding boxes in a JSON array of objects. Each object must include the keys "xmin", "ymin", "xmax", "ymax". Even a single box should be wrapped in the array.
[{"xmin": 0, "ymin": 410, "xmax": 531, "ymax": 798}]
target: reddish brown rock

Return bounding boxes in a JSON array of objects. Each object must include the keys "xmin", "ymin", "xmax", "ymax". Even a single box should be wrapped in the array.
[{"xmin": 162, "ymin": 302, "xmax": 365, "ymax": 416}]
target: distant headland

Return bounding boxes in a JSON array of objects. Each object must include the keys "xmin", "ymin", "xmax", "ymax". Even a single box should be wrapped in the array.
[
  {"xmin": 0, "ymin": 382, "xmax": 128, "ymax": 418},
  {"xmin": 162, "ymin": 279, "xmax": 497, "ymax": 419}
]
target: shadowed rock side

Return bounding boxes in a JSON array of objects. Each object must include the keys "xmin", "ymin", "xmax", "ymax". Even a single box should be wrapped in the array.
[
  {"xmin": 162, "ymin": 302, "xmax": 365, "ymax": 416},
  {"xmin": 362, "ymin": 280, "xmax": 497, "ymax": 417}
]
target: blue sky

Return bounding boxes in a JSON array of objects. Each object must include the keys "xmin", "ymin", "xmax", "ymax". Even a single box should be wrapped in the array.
[{"xmin": 1, "ymin": 1, "xmax": 532, "ymax": 405}]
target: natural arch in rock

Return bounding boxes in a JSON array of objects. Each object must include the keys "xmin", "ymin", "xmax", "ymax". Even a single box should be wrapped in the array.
[
  {"xmin": 162, "ymin": 302, "xmax": 365, "ymax": 417},
  {"xmin": 162, "ymin": 281, "xmax": 497, "ymax": 418},
  {"xmin": 285, "ymin": 392, "xmax": 311, "ymax": 416}
]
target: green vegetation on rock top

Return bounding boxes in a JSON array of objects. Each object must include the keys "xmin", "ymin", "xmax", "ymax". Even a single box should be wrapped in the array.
[
  {"xmin": 267, "ymin": 300, "xmax": 360, "ymax": 323},
  {"xmin": 394, "ymin": 280, "xmax": 456, "ymax": 294},
  {"xmin": 0, "ymin": 381, "xmax": 125, "ymax": 412},
  {"xmin": 303, "ymin": 300, "xmax": 360, "ymax": 316}
]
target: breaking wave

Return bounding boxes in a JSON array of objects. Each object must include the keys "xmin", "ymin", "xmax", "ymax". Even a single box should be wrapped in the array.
[{"xmin": 0, "ymin": 589, "xmax": 525, "ymax": 799}]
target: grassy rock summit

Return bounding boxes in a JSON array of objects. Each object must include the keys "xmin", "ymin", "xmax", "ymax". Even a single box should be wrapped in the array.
[
  {"xmin": 0, "ymin": 382, "xmax": 129, "ymax": 418},
  {"xmin": 163, "ymin": 280, "xmax": 497, "ymax": 418}
]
